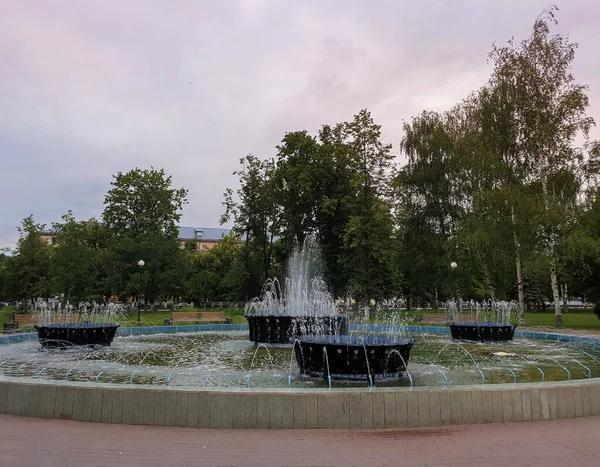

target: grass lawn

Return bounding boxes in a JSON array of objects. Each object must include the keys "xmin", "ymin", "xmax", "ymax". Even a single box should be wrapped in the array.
[
  {"xmin": 118, "ymin": 307, "xmax": 246, "ymax": 327},
  {"xmin": 366, "ymin": 308, "xmax": 600, "ymax": 331},
  {"xmin": 524, "ymin": 310, "xmax": 600, "ymax": 330},
  {"xmin": 2, "ymin": 305, "xmax": 599, "ymax": 332},
  {"xmin": 0, "ymin": 306, "xmax": 247, "ymax": 332}
]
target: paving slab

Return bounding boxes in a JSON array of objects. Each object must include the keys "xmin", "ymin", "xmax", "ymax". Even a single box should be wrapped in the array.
[{"xmin": 1, "ymin": 414, "xmax": 600, "ymax": 467}]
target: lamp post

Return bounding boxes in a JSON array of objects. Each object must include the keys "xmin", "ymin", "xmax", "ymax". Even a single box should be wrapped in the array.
[
  {"xmin": 450, "ymin": 262, "xmax": 460, "ymax": 314},
  {"xmin": 137, "ymin": 260, "xmax": 145, "ymax": 323}
]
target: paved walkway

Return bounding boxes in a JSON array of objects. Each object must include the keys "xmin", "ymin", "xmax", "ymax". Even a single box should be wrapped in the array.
[{"xmin": 1, "ymin": 415, "xmax": 600, "ymax": 467}]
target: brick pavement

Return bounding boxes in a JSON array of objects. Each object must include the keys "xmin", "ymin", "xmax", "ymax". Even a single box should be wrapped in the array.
[{"xmin": 2, "ymin": 414, "xmax": 600, "ymax": 467}]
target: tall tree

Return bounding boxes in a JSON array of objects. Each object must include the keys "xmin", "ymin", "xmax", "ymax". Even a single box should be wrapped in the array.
[
  {"xmin": 11, "ymin": 216, "xmax": 52, "ymax": 302},
  {"xmin": 273, "ymin": 130, "xmax": 321, "ymax": 251},
  {"xmin": 221, "ymin": 155, "xmax": 278, "ymax": 298},
  {"xmin": 343, "ymin": 110, "xmax": 398, "ymax": 304},
  {"xmin": 397, "ymin": 110, "xmax": 463, "ymax": 306},
  {"xmin": 103, "ymin": 167, "xmax": 188, "ymax": 239},
  {"xmin": 0, "ymin": 250, "xmax": 14, "ymax": 301},
  {"xmin": 488, "ymin": 6, "xmax": 595, "ymax": 326},
  {"xmin": 50, "ymin": 212, "xmax": 110, "ymax": 303}
]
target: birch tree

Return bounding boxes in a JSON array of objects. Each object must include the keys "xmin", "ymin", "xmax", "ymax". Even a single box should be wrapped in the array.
[{"xmin": 487, "ymin": 6, "xmax": 594, "ymax": 326}]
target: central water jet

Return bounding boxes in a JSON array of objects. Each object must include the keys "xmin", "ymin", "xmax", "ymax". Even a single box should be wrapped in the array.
[{"xmin": 245, "ymin": 235, "xmax": 348, "ymax": 344}]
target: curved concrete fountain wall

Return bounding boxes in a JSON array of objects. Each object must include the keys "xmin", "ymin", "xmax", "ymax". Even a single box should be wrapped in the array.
[{"xmin": 1, "ymin": 325, "xmax": 600, "ymax": 429}]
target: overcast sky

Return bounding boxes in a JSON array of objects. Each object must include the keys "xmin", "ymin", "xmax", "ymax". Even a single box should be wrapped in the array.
[{"xmin": 1, "ymin": 0, "xmax": 599, "ymax": 248}]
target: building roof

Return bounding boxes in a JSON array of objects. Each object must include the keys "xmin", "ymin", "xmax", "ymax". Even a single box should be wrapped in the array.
[
  {"xmin": 177, "ymin": 226, "xmax": 243, "ymax": 241},
  {"xmin": 41, "ymin": 225, "xmax": 243, "ymax": 242}
]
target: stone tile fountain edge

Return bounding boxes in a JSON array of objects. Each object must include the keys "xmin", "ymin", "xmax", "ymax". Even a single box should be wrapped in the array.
[
  {"xmin": 2, "ymin": 324, "xmax": 600, "ymax": 428},
  {"xmin": 1, "ymin": 374, "xmax": 600, "ymax": 428}
]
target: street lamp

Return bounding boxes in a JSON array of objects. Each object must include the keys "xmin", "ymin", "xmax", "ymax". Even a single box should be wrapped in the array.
[
  {"xmin": 137, "ymin": 260, "xmax": 145, "ymax": 323},
  {"xmin": 450, "ymin": 261, "xmax": 460, "ymax": 313}
]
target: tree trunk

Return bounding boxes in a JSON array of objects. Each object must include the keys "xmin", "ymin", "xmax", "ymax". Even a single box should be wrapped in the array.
[
  {"xmin": 550, "ymin": 262, "xmax": 562, "ymax": 327},
  {"xmin": 562, "ymin": 283, "xmax": 568, "ymax": 315},
  {"xmin": 483, "ymin": 263, "xmax": 495, "ymax": 300},
  {"xmin": 539, "ymin": 162, "xmax": 562, "ymax": 327},
  {"xmin": 511, "ymin": 205, "xmax": 526, "ymax": 325}
]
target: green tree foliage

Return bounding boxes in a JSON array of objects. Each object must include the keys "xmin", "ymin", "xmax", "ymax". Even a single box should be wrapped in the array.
[
  {"xmin": 485, "ymin": 6, "xmax": 595, "ymax": 326},
  {"xmin": 396, "ymin": 110, "xmax": 464, "ymax": 307},
  {"xmin": 49, "ymin": 212, "xmax": 111, "ymax": 303},
  {"xmin": 0, "ymin": 250, "xmax": 14, "ymax": 300},
  {"xmin": 222, "ymin": 155, "xmax": 278, "ymax": 298},
  {"xmin": 11, "ymin": 216, "xmax": 52, "ymax": 301},
  {"xmin": 341, "ymin": 110, "xmax": 398, "ymax": 303},
  {"xmin": 103, "ymin": 167, "xmax": 188, "ymax": 239},
  {"xmin": 186, "ymin": 234, "xmax": 245, "ymax": 302},
  {"xmin": 101, "ymin": 167, "xmax": 190, "ymax": 303},
  {"xmin": 224, "ymin": 111, "xmax": 399, "ymax": 304}
]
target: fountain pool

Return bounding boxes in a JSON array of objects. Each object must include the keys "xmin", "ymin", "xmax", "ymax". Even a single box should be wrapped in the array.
[
  {"xmin": 2, "ymin": 327, "xmax": 600, "ymax": 388},
  {"xmin": 2, "ymin": 324, "xmax": 600, "ymax": 429}
]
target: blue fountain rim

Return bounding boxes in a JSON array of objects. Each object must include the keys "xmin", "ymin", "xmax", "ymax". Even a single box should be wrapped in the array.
[
  {"xmin": 448, "ymin": 322, "xmax": 517, "ymax": 328},
  {"xmin": 245, "ymin": 314, "xmax": 349, "ymax": 318},
  {"xmin": 2, "ymin": 323, "xmax": 600, "ymax": 346},
  {"xmin": 34, "ymin": 322, "xmax": 121, "ymax": 329},
  {"xmin": 297, "ymin": 334, "xmax": 414, "ymax": 346}
]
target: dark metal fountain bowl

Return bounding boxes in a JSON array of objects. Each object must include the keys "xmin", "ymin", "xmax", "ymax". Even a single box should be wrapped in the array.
[
  {"xmin": 294, "ymin": 334, "xmax": 414, "ymax": 381},
  {"xmin": 448, "ymin": 322, "xmax": 517, "ymax": 342},
  {"xmin": 34, "ymin": 322, "xmax": 120, "ymax": 348},
  {"xmin": 245, "ymin": 314, "xmax": 348, "ymax": 344}
]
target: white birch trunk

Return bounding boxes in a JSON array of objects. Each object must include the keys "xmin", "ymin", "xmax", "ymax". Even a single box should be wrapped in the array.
[
  {"xmin": 511, "ymin": 205, "xmax": 526, "ymax": 325},
  {"xmin": 539, "ymin": 157, "xmax": 562, "ymax": 327}
]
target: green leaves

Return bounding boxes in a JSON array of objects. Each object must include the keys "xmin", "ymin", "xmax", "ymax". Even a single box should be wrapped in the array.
[
  {"xmin": 11, "ymin": 216, "xmax": 52, "ymax": 300},
  {"xmin": 103, "ymin": 167, "xmax": 188, "ymax": 239}
]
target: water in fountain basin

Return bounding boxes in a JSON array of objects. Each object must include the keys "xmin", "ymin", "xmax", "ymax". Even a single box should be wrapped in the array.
[{"xmin": 3, "ymin": 331, "xmax": 600, "ymax": 388}]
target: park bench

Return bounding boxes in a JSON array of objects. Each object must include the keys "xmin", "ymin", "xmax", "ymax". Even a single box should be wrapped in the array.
[
  {"xmin": 13, "ymin": 313, "xmax": 79, "ymax": 328},
  {"xmin": 419, "ymin": 313, "xmax": 448, "ymax": 324},
  {"xmin": 171, "ymin": 311, "xmax": 198, "ymax": 324},
  {"xmin": 419, "ymin": 313, "xmax": 474, "ymax": 324},
  {"xmin": 170, "ymin": 311, "xmax": 229, "ymax": 324},
  {"xmin": 198, "ymin": 311, "xmax": 228, "ymax": 323}
]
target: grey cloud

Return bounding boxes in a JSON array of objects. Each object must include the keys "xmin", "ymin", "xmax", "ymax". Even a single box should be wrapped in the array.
[{"xmin": 1, "ymin": 0, "xmax": 599, "ymax": 247}]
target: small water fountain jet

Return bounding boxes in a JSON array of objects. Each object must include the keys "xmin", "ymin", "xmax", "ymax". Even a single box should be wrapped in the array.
[
  {"xmin": 452, "ymin": 342, "xmax": 485, "ymax": 384},
  {"xmin": 446, "ymin": 299, "xmax": 518, "ymax": 342},
  {"xmin": 245, "ymin": 235, "xmax": 348, "ymax": 344},
  {"xmin": 246, "ymin": 344, "xmax": 273, "ymax": 387},
  {"xmin": 33, "ymin": 301, "xmax": 123, "ymax": 348},
  {"xmin": 491, "ymin": 351, "xmax": 518, "ymax": 383}
]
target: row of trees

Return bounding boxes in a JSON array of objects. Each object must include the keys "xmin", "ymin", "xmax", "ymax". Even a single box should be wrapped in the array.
[
  {"xmin": 1, "ymin": 8, "xmax": 600, "ymax": 326},
  {"xmin": 1, "ymin": 168, "xmax": 197, "ymax": 306},
  {"xmin": 221, "ymin": 8, "xmax": 600, "ymax": 326}
]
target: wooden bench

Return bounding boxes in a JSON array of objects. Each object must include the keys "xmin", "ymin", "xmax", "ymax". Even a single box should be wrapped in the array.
[
  {"xmin": 171, "ymin": 311, "xmax": 199, "ymax": 324},
  {"xmin": 420, "ymin": 313, "xmax": 473, "ymax": 324},
  {"xmin": 14, "ymin": 313, "xmax": 79, "ymax": 328},
  {"xmin": 419, "ymin": 313, "xmax": 449, "ymax": 324},
  {"xmin": 170, "ymin": 311, "xmax": 228, "ymax": 324},
  {"xmin": 198, "ymin": 311, "xmax": 227, "ymax": 323}
]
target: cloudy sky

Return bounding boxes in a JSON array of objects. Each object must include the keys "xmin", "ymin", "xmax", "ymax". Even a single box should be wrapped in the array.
[{"xmin": 1, "ymin": 0, "xmax": 599, "ymax": 248}]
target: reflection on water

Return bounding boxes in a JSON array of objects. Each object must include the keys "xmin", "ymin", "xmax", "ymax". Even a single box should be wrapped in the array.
[{"xmin": 1, "ymin": 331, "xmax": 600, "ymax": 388}]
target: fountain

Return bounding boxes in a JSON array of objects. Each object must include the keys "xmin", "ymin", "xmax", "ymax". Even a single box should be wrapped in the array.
[
  {"xmin": 446, "ymin": 299, "xmax": 518, "ymax": 342},
  {"xmin": 245, "ymin": 235, "xmax": 348, "ymax": 344},
  {"xmin": 294, "ymin": 335, "xmax": 414, "ymax": 382},
  {"xmin": 35, "ymin": 322, "xmax": 120, "ymax": 349},
  {"xmin": 2, "ymin": 321, "xmax": 600, "ymax": 429},
  {"xmin": 29, "ymin": 300, "xmax": 123, "ymax": 348}
]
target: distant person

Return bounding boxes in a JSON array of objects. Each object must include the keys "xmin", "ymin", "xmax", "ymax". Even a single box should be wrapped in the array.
[{"xmin": 542, "ymin": 302, "xmax": 546, "ymax": 311}]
